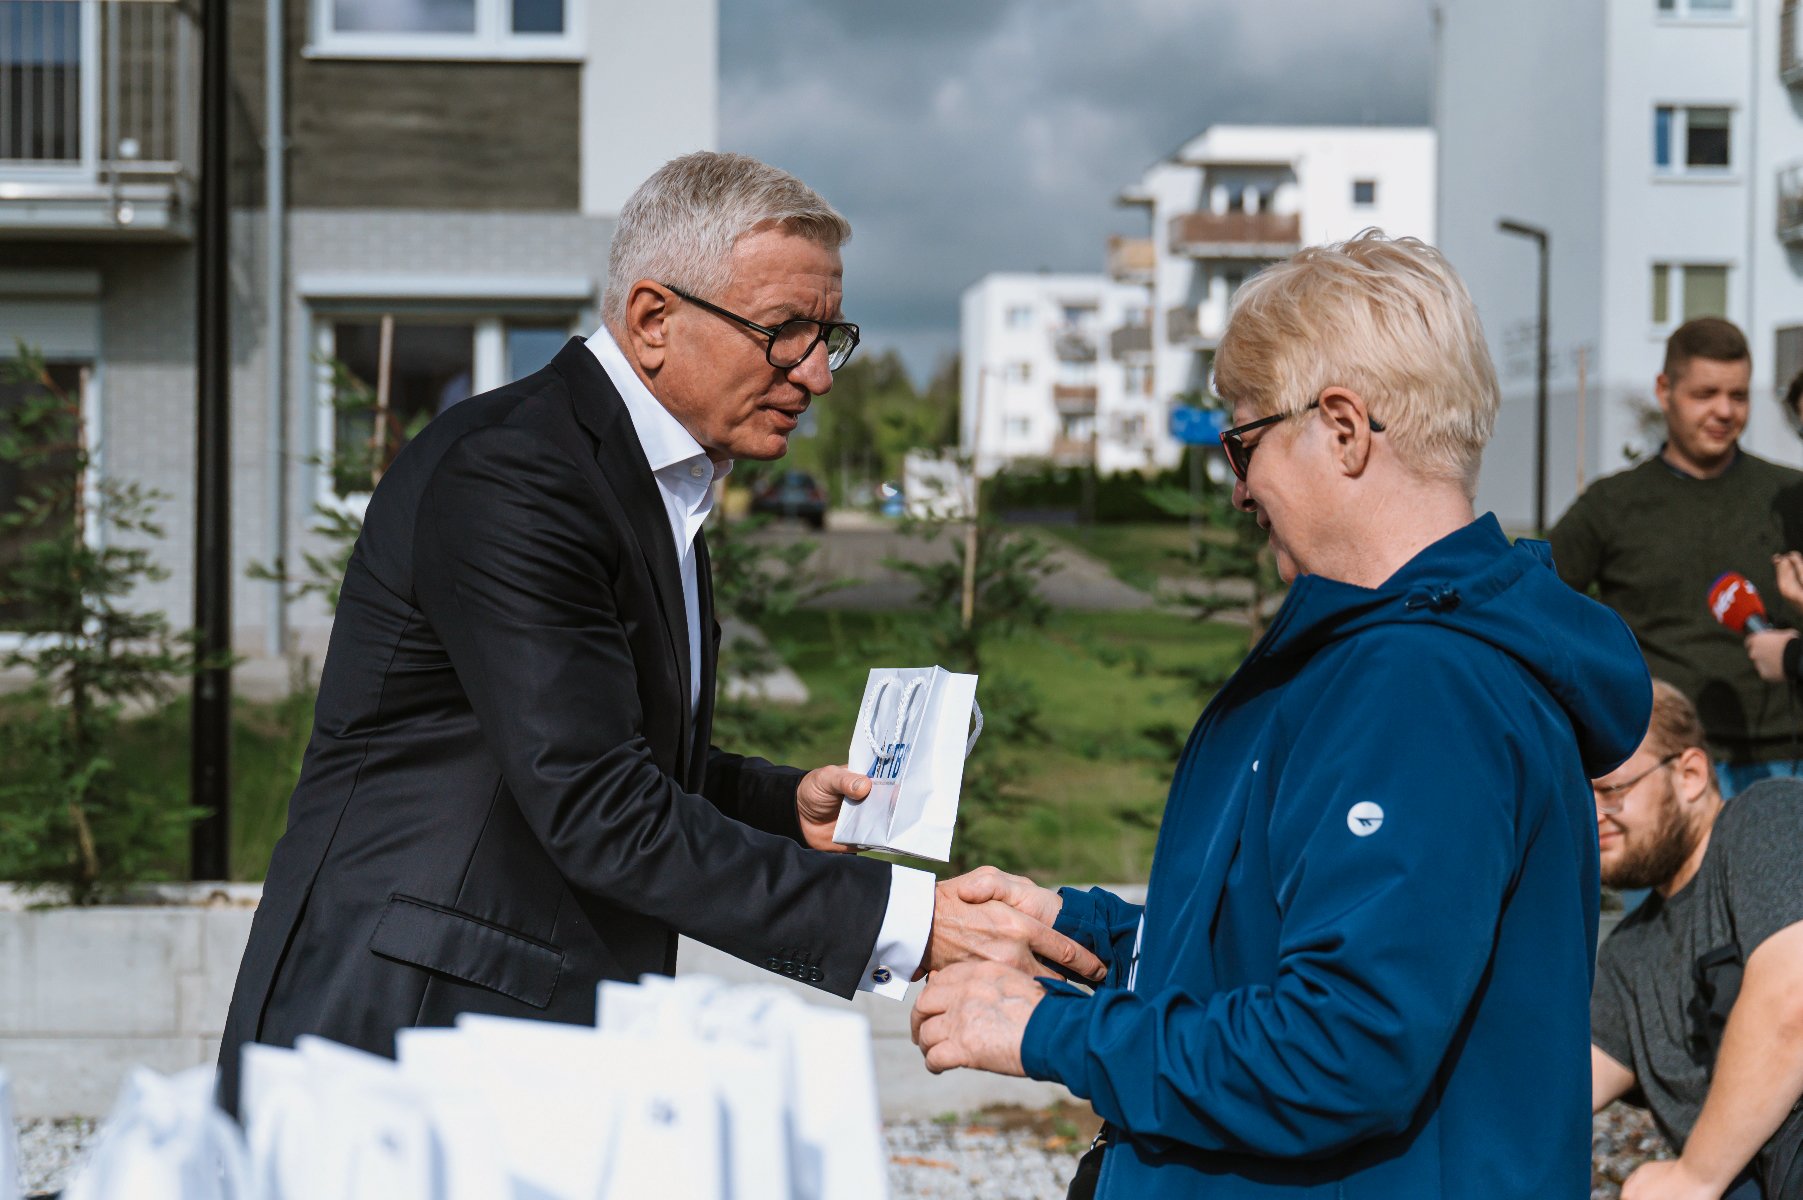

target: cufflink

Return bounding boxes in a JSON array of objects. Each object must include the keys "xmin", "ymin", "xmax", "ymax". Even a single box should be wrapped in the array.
[{"xmin": 871, "ymin": 966, "xmax": 892, "ymax": 985}]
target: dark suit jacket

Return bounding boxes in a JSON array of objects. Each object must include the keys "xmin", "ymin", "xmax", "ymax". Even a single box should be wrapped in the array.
[{"xmin": 218, "ymin": 338, "xmax": 891, "ymax": 1111}]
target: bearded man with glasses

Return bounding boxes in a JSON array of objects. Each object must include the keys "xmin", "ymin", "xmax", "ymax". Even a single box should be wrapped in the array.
[
  {"xmin": 1592, "ymin": 680, "xmax": 1803, "ymax": 1200},
  {"xmin": 218, "ymin": 151, "xmax": 1104, "ymax": 1114},
  {"xmin": 913, "ymin": 232, "xmax": 1652, "ymax": 1200}
]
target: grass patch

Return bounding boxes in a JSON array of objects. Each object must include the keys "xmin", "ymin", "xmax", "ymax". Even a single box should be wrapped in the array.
[
  {"xmin": 1027, "ymin": 522, "xmax": 1230, "ymax": 593},
  {"xmin": 2, "ymin": 610, "xmax": 1244, "ymax": 888}
]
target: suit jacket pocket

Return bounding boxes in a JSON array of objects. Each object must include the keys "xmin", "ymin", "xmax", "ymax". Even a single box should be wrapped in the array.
[{"xmin": 368, "ymin": 894, "xmax": 565, "ymax": 1010}]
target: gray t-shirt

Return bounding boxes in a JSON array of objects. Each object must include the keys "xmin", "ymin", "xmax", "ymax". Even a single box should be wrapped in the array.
[{"xmin": 1592, "ymin": 779, "xmax": 1803, "ymax": 1149}]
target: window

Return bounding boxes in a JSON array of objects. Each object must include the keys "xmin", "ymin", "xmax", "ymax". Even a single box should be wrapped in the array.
[
  {"xmin": 1, "ymin": 0, "xmax": 83, "ymax": 163},
  {"xmin": 1006, "ymin": 361, "xmax": 1031, "ymax": 383},
  {"xmin": 1654, "ymin": 105, "xmax": 1732, "ymax": 172},
  {"xmin": 1650, "ymin": 263, "xmax": 1730, "ymax": 325},
  {"xmin": 1124, "ymin": 363, "xmax": 1153, "ymax": 396},
  {"xmin": 1352, "ymin": 179, "xmax": 1377, "ymax": 206},
  {"xmin": 1658, "ymin": 0, "xmax": 1734, "ymax": 16},
  {"xmin": 313, "ymin": 0, "xmax": 579, "ymax": 58},
  {"xmin": 316, "ymin": 311, "xmax": 574, "ymax": 498},
  {"xmin": 1003, "ymin": 416, "xmax": 1031, "ymax": 439},
  {"xmin": 1005, "ymin": 305, "xmax": 1034, "ymax": 330},
  {"xmin": 0, "ymin": 362, "xmax": 84, "ymax": 630}
]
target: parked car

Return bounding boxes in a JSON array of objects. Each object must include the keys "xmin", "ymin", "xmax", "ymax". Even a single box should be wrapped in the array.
[{"xmin": 750, "ymin": 470, "xmax": 828, "ymax": 530}]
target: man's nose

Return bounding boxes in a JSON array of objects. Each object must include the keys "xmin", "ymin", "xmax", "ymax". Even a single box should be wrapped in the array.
[
  {"xmin": 787, "ymin": 339, "xmax": 835, "ymax": 396},
  {"xmin": 1233, "ymin": 477, "xmax": 1255, "ymax": 512}
]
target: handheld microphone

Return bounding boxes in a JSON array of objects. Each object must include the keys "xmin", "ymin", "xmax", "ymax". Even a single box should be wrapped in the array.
[{"xmin": 1708, "ymin": 571, "xmax": 1772, "ymax": 634}]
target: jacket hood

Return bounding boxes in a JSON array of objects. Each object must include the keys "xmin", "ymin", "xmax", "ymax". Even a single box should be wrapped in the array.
[{"xmin": 1256, "ymin": 513, "xmax": 1651, "ymax": 778}]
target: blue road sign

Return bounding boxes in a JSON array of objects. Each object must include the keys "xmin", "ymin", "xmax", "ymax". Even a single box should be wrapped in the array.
[{"xmin": 1169, "ymin": 405, "xmax": 1228, "ymax": 446}]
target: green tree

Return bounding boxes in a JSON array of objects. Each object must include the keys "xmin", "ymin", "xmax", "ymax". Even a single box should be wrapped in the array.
[
  {"xmin": 889, "ymin": 514, "xmax": 1053, "ymax": 873},
  {"xmin": 0, "ymin": 346, "xmax": 206, "ymax": 903},
  {"xmin": 786, "ymin": 350, "xmax": 959, "ymax": 504}
]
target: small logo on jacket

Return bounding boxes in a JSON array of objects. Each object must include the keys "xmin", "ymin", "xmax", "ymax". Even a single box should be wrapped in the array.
[{"xmin": 1347, "ymin": 802, "xmax": 1385, "ymax": 837}]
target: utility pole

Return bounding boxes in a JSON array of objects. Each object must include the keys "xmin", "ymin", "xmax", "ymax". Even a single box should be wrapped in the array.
[
  {"xmin": 1498, "ymin": 218, "xmax": 1550, "ymax": 535},
  {"xmin": 191, "ymin": 0, "xmax": 232, "ymax": 880}
]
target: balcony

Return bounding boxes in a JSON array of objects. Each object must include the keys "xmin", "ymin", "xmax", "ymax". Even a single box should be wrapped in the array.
[
  {"xmin": 1051, "ymin": 325, "xmax": 1097, "ymax": 363},
  {"xmin": 1166, "ymin": 303, "xmax": 1227, "ymax": 347},
  {"xmin": 1052, "ymin": 384, "xmax": 1096, "ymax": 415},
  {"xmin": 1784, "ymin": 0, "xmax": 1803, "ymax": 87},
  {"xmin": 1109, "ymin": 323, "xmax": 1151, "ymax": 358},
  {"xmin": 1782, "ymin": 164, "xmax": 1803, "ymax": 245},
  {"xmin": 1167, "ymin": 210, "xmax": 1301, "ymax": 258},
  {"xmin": 0, "ymin": 0, "xmax": 199, "ymax": 241},
  {"xmin": 1049, "ymin": 435, "xmax": 1095, "ymax": 465},
  {"xmin": 1106, "ymin": 235, "xmax": 1154, "ymax": 284}
]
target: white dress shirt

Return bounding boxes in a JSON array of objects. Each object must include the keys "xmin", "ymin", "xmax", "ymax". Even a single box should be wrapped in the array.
[{"xmin": 585, "ymin": 328, "xmax": 932, "ymax": 1000}]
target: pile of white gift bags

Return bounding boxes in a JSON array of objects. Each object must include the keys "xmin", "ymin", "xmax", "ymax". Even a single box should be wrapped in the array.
[{"xmin": 59, "ymin": 974, "xmax": 887, "ymax": 1200}]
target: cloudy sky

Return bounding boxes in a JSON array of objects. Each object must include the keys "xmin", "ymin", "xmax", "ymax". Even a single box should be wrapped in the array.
[{"xmin": 719, "ymin": 0, "xmax": 1437, "ymax": 383}]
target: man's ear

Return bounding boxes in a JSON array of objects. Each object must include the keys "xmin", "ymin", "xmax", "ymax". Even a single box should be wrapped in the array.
[
  {"xmin": 622, "ymin": 280, "xmax": 673, "ymax": 372},
  {"xmin": 1672, "ymin": 746, "xmax": 1712, "ymax": 806},
  {"xmin": 1655, "ymin": 372, "xmax": 1674, "ymax": 414},
  {"xmin": 1317, "ymin": 386, "xmax": 1375, "ymax": 477}
]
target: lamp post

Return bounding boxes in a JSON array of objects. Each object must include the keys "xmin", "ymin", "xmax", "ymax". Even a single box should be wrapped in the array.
[{"xmin": 1498, "ymin": 218, "xmax": 1550, "ymax": 535}]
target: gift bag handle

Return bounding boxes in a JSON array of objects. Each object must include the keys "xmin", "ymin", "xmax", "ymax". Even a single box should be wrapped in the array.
[{"xmin": 860, "ymin": 675, "xmax": 984, "ymax": 761}]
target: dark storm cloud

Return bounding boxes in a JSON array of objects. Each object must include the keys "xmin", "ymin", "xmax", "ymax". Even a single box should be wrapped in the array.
[{"xmin": 720, "ymin": 1, "xmax": 1435, "ymax": 380}]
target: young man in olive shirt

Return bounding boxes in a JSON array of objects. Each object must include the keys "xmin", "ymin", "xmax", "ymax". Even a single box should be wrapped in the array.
[
  {"xmin": 1591, "ymin": 681, "xmax": 1803, "ymax": 1200},
  {"xmin": 1551, "ymin": 319, "xmax": 1803, "ymax": 793}
]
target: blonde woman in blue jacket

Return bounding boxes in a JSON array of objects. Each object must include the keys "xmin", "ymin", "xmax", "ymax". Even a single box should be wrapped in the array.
[{"xmin": 912, "ymin": 232, "xmax": 1652, "ymax": 1200}]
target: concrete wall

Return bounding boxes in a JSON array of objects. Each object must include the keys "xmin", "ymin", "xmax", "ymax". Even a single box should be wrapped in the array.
[{"xmin": 0, "ymin": 884, "xmax": 1121, "ymax": 1121}]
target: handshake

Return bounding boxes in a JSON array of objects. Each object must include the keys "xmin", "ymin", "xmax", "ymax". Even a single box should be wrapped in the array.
[{"xmin": 909, "ymin": 866, "xmax": 1104, "ymax": 1080}]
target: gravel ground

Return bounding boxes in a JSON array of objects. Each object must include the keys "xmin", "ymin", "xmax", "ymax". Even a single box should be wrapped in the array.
[{"xmin": 13, "ymin": 1102, "xmax": 1669, "ymax": 1198}]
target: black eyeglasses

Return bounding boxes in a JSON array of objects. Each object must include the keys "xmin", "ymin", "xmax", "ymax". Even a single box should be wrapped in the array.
[
  {"xmin": 662, "ymin": 284, "xmax": 860, "ymax": 372},
  {"xmin": 1218, "ymin": 398, "xmax": 1387, "ymax": 482},
  {"xmin": 1592, "ymin": 752, "xmax": 1680, "ymax": 814}
]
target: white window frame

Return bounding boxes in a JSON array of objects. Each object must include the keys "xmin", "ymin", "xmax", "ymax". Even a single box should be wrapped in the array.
[
  {"xmin": 1649, "ymin": 261, "xmax": 1734, "ymax": 331},
  {"xmin": 309, "ymin": 308, "xmax": 577, "ymax": 513},
  {"xmin": 306, "ymin": 0, "xmax": 583, "ymax": 61},
  {"xmin": 1653, "ymin": 103, "xmax": 1736, "ymax": 178},
  {"xmin": 1656, "ymin": 0, "xmax": 1738, "ymax": 21}
]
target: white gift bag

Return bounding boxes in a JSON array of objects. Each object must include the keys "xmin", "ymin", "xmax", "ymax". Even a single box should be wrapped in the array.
[
  {"xmin": 833, "ymin": 665, "xmax": 981, "ymax": 860},
  {"xmin": 0, "ymin": 1068, "xmax": 19, "ymax": 1200},
  {"xmin": 62, "ymin": 1067, "xmax": 249, "ymax": 1200}
]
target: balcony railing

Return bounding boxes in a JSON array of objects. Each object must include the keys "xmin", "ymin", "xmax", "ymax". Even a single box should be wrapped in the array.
[
  {"xmin": 1110, "ymin": 323, "xmax": 1151, "ymax": 358},
  {"xmin": 1107, "ymin": 235, "xmax": 1155, "ymax": 283},
  {"xmin": 1168, "ymin": 210, "xmax": 1301, "ymax": 258},
  {"xmin": 1049, "ymin": 435, "xmax": 1095, "ymax": 464},
  {"xmin": 1052, "ymin": 325, "xmax": 1097, "ymax": 363},
  {"xmin": 1052, "ymin": 384, "xmax": 1097, "ymax": 415},
  {"xmin": 0, "ymin": 0, "xmax": 199, "ymax": 237},
  {"xmin": 1781, "ymin": 163, "xmax": 1803, "ymax": 245},
  {"xmin": 1784, "ymin": 0, "xmax": 1803, "ymax": 87}
]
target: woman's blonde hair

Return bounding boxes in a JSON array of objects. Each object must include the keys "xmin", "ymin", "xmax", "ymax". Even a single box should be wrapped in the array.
[{"xmin": 1212, "ymin": 230, "xmax": 1500, "ymax": 497}]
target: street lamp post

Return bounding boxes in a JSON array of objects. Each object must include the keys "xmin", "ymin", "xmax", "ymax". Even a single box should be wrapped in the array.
[{"xmin": 1498, "ymin": 218, "xmax": 1550, "ymax": 536}]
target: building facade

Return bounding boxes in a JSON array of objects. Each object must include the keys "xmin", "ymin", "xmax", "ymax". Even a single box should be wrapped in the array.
[
  {"xmin": 1105, "ymin": 124, "xmax": 1436, "ymax": 469},
  {"xmin": 959, "ymin": 272, "xmax": 1161, "ymax": 478},
  {"xmin": 1436, "ymin": 0, "xmax": 1803, "ymax": 530},
  {"xmin": 0, "ymin": 0, "xmax": 715, "ymax": 666}
]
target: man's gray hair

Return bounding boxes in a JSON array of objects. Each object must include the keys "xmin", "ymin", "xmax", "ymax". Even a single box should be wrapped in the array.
[{"xmin": 601, "ymin": 151, "xmax": 852, "ymax": 333}]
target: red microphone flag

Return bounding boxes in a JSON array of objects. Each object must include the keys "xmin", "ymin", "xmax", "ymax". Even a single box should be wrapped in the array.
[{"xmin": 1707, "ymin": 571, "xmax": 1771, "ymax": 635}]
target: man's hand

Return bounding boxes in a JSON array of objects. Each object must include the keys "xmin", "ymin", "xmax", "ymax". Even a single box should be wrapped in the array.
[
  {"xmin": 910, "ymin": 961, "xmax": 1043, "ymax": 1076},
  {"xmin": 946, "ymin": 865, "xmax": 1063, "ymax": 927},
  {"xmin": 795, "ymin": 765, "xmax": 869, "ymax": 853},
  {"xmin": 1776, "ymin": 551, "xmax": 1803, "ymax": 612},
  {"xmin": 1618, "ymin": 1158, "xmax": 1722, "ymax": 1200},
  {"xmin": 922, "ymin": 879, "xmax": 1105, "ymax": 983},
  {"xmin": 1746, "ymin": 629, "xmax": 1797, "ymax": 683}
]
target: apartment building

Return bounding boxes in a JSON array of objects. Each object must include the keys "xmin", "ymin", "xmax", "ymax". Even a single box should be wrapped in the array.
[
  {"xmin": 1111, "ymin": 125, "xmax": 1437, "ymax": 460},
  {"xmin": 1436, "ymin": 0, "xmax": 1803, "ymax": 529},
  {"xmin": 959, "ymin": 272, "xmax": 1161, "ymax": 478},
  {"xmin": 0, "ymin": 0, "xmax": 715, "ymax": 663}
]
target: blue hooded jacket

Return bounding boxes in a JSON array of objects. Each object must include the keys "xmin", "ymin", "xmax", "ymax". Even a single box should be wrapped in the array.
[{"xmin": 1020, "ymin": 515, "xmax": 1650, "ymax": 1199}]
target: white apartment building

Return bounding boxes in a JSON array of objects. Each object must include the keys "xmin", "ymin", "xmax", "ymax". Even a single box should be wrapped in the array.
[
  {"xmin": 1436, "ymin": 0, "xmax": 1803, "ymax": 530},
  {"xmin": 1111, "ymin": 125, "xmax": 1437, "ymax": 457},
  {"xmin": 959, "ymin": 273, "xmax": 1162, "ymax": 477}
]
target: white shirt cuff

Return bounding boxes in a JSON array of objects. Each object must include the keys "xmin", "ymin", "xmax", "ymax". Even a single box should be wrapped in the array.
[{"xmin": 856, "ymin": 864, "xmax": 935, "ymax": 1001}]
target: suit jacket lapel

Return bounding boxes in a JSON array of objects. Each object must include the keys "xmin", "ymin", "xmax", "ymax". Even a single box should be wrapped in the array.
[{"xmin": 554, "ymin": 339, "xmax": 694, "ymax": 741}]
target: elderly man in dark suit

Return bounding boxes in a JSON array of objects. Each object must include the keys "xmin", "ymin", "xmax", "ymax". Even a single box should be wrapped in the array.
[{"xmin": 218, "ymin": 151, "xmax": 1101, "ymax": 1111}]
